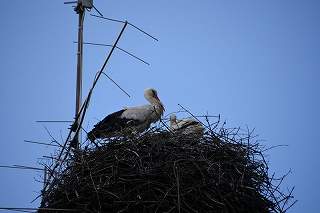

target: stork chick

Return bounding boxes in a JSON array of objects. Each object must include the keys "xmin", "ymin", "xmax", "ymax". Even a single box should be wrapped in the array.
[{"xmin": 170, "ymin": 114, "xmax": 204, "ymax": 135}]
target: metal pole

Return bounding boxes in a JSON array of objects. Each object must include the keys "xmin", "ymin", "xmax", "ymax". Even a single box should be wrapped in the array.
[{"xmin": 74, "ymin": 3, "xmax": 85, "ymax": 149}]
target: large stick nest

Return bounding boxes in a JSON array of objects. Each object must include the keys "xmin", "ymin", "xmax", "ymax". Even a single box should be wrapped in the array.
[{"xmin": 39, "ymin": 118, "xmax": 294, "ymax": 213}]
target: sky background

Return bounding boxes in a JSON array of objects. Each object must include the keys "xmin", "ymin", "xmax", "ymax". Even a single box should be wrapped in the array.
[{"xmin": 0, "ymin": 0, "xmax": 319, "ymax": 212}]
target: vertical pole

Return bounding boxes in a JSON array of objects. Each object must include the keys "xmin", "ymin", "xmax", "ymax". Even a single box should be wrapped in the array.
[{"xmin": 74, "ymin": 3, "xmax": 85, "ymax": 149}]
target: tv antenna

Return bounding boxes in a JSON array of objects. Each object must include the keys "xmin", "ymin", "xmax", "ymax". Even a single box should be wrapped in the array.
[{"xmin": 64, "ymin": 0, "xmax": 100, "ymax": 149}]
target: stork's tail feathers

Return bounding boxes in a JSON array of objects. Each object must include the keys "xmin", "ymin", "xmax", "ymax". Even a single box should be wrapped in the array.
[{"xmin": 87, "ymin": 130, "xmax": 99, "ymax": 142}]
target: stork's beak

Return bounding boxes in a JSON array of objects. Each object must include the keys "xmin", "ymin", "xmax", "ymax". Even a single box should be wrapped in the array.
[
  {"xmin": 154, "ymin": 94, "xmax": 165, "ymax": 112},
  {"xmin": 160, "ymin": 102, "xmax": 165, "ymax": 112},
  {"xmin": 154, "ymin": 94, "xmax": 160, "ymax": 101}
]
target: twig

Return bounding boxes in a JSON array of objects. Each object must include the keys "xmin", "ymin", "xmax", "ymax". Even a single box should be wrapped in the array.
[
  {"xmin": 0, "ymin": 165, "xmax": 43, "ymax": 171},
  {"xmin": 24, "ymin": 140, "xmax": 60, "ymax": 147}
]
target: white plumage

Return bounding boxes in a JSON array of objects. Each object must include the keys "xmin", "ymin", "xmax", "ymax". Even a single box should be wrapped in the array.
[
  {"xmin": 88, "ymin": 88, "xmax": 165, "ymax": 141},
  {"xmin": 170, "ymin": 114, "xmax": 204, "ymax": 135}
]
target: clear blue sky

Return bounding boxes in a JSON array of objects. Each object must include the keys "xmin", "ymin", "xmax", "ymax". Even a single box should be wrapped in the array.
[{"xmin": 0, "ymin": 1, "xmax": 319, "ymax": 212}]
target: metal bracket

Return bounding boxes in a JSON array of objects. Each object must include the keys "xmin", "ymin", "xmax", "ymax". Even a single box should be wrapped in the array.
[{"xmin": 78, "ymin": 0, "xmax": 93, "ymax": 8}]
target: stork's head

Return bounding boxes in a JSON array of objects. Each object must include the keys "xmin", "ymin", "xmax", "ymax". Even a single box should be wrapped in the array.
[{"xmin": 144, "ymin": 88, "xmax": 165, "ymax": 113}]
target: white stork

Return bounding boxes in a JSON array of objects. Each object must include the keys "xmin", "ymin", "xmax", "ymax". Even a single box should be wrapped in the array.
[
  {"xmin": 88, "ymin": 88, "xmax": 165, "ymax": 141},
  {"xmin": 169, "ymin": 114, "xmax": 204, "ymax": 135}
]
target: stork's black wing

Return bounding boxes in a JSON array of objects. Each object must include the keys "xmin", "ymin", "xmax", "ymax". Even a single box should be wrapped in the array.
[{"xmin": 88, "ymin": 109, "xmax": 142, "ymax": 141}]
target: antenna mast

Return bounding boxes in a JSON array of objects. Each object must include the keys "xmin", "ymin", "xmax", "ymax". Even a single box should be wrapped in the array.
[{"xmin": 74, "ymin": 0, "xmax": 93, "ymax": 148}]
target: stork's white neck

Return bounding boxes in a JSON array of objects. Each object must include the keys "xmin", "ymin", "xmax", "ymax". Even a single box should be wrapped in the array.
[
  {"xmin": 144, "ymin": 88, "xmax": 165, "ymax": 117},
  {"xmin": 149, "ymin": 98, "xmax": 164, "ymax": 117},
  {"xmin": 143, "ymin": 97, "xmax": 162, "ymax": 117}
]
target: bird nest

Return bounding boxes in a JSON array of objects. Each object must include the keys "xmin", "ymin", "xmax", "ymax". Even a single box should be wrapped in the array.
[{"xmin": 38, "ymin": 118, "xmax": 295, "ymax": 213}]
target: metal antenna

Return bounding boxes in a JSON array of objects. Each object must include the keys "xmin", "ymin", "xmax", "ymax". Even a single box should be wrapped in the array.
[{"xmin": 72, "ymin": 0, "xmax": 93, "ymax": 149}]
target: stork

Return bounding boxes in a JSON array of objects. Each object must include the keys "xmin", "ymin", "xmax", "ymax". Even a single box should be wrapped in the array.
[
  {"xmin": 88, "ymin": 88, "xmax": 165, "ymax": 141},
  {"xmin": 170, "ymin": 114, "xmax": 204, "ymax": 135}
]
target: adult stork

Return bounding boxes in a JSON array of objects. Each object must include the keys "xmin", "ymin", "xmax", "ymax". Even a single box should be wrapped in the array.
[
  {"xmin": 87, "ymin": 88, "xmax": 165, "ymax": 141},
  {"xmin": 169, "ymin": 114, "xmax": 204, "ymax": 135}
]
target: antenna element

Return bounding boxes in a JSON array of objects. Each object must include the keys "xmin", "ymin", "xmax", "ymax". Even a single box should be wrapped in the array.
[{"xmin": 73, "ymin": 0, "xmax": 93, "ymax": 149}]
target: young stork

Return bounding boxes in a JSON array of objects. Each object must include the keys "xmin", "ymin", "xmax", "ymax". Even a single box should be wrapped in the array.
[
  {"xmin": 170, "ymin": 114, "xmax": 204, "ymax": 135},
  {"xmin": 88, "ymin": 88, "xmax": 165, "ymax": 142}
]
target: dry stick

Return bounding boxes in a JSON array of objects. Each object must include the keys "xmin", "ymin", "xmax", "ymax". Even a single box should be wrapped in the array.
[
  {"xmin": 88, "ymin": 167, "xmax": 102, "ymax": 212},
  {"xmin": 202, "ymin": 191, "xmax": 225, "ymax": 207},
  {"xmin": 43, "ymin": 164, "xmax": 54, "ymax": 177},
  {"xmin": 155, "ymin": 186, "xmax": 175, "ymax": 213},
  {"xmin": 13, "ymin": 165, "xmax": 44, "ymax": 171},
  {"xmin": 231, "ymin": 127, "xmax": 241, "ymax": 141},
  {"xmin": 3, "ymin": 209, "xmax": 35, "ymax": 213},
  {"xmin": 0, "ymin": 209, "xmax": 35, "ymax": 213},
  {"xmin": 23, "ymin": 140, "xmax": 61, "ymax": 147},
  {"xmin": 262, "ymin": 144, "xmax": 289, "ymax": 152},
  {"xmin": 280, "ymin": 186, "xmax": 295, "ymax": 211},
  {"xmin": 266, "ymin": 177, "xmax": 284, "ymax": 211},
  {"xmin": 63, "ymin": 1, "xmax": 78, "ymax": 5},
  {"xmin": 40, "ymin": 166, "xmax": 48, "ymax": 208},
  {"xmin": 42, "ymin": 155, "xmax": 64, "ymax": 162},
  {"xmin": 0, "ymin": 207, "xmax": 79, "ymax": 212},
  {"xmin": 42, "ymin": 125, "xmax": 63, "ymax": 147},
  {"xmin": 212, "ymin": 114, "xmax": 221, "ymax": 130},
  {"xmin": 283, "ymin": 199, "xmax": 298, "ymax": 213},
  {"xmin": 36, "ymin": 120, "xmax": 72, "ymax": 123},
  {"xmin": 159, "ymin": 117, "xmax": 172, "ymax": 133},
  {"xmin": 193, "ymin": 115, "xmax": 219, "ymax": 118},
  {"xmin": 271, "ymin": 170, "xmax": 292, "ymax": 196},
  {"xmin": 173, "ymin": 161, "xmax": 181, "ymax": 213},
  {"xmin": 59, "ymin": 130, "xmax": 65, "ymax": 146},
  {"xmin": 245, "ymin": 126, "xmax": 252, "ymax": 162},
  {"xmin": 37, "ymin": 22, "xmax": 128, "ymax": 204},
  {"xmin": 205, "ymin": 115, "xmax": 213, "ymax": 133},
  {"xmin": 80, "ymin": 126, "xmax": 99, "ymax": 148},
  {"xmin": 182, "ymin": 199, "xmax": 199, "ymax": 212},
  {"xmin": 0, "ymin": 165, "xmax": 43, "ymax": 171}
]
